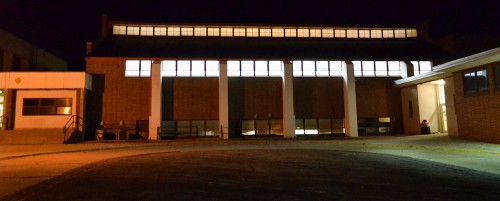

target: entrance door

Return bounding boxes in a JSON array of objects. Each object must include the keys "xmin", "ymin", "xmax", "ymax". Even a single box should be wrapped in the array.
[{"xmin": 437, "ymin": 84, "xmax": 448, "ymax": 133}]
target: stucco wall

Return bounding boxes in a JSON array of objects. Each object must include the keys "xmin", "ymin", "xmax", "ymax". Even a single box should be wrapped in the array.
[
  {"xmin": 417, "ymin": 84, "xmax": 439, "ymax": 133},
  {"xmin": 15, "ymin": 90, "xmax": 77, "ymax": 129}
]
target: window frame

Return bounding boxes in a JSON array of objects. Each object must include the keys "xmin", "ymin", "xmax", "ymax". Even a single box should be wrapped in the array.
[
  {"xmin": 22, "ymin": 98, "xmax": 72, "ymax": 116},
  {"xmin": 463, "ymin": 67, "xmax": 489, "ymax": 95}
]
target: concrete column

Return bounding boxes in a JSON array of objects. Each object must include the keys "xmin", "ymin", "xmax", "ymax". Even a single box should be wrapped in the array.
[
  {"xmin": 219, "ymin": 60, "xmax": 229, "ymax": 139},
  {"xmin": 149, "ymin": 60, "xmax": 162, "ymax": 140},
  {"xmin": 400, "ymin": 61, "xmax": 414, "ymax": 78},
  {"xmin": 282, "ymin": 60, "xmax": 295, "ymax": 138},
  {"xmin": 342, "ymin": 61, "xmax": 358, "ymax": 137}
]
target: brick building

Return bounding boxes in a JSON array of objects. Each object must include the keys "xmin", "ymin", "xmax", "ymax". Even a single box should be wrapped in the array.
[
  {"xmin": 396, "ymin": 47, "xmax": 500, "ymax": 144},
  {"xmin": 85, "ymin": 19, "xmax": 453, "ymax": 141}
]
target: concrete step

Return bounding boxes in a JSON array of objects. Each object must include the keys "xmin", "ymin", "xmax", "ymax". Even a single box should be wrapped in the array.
[{"xmin": 0, "ymin": 129, "xmax": 65, "ymax": 145}]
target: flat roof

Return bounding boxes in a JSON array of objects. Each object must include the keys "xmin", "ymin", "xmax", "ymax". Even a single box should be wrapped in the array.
[{"xmin": 395, "ymin": 47, "xmax": 500, "ymax": 87}]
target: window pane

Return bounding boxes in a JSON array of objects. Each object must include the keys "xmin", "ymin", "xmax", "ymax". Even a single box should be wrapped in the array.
[
  {"xmin": 168, "ymin": 27, "xmax": 181, "ymax": 36},
  {"xmin": 494, "ymin": 62, "xmax": 500, "ymax": 89},
  {"xmin": 126, "ymin": 60, "xmax": 140, "ymax": 71},
  {"xmin": 181, "ymin": 27, "xmax": 193, "ymax": 36},
  {"xmin": 334, "ymin": 29, "xmax": 346, "ymax": 38},
  {"xmin": 57, "ymin": 107, "xmax": 72, "ymax": 115},
  {"xmin": 40, "ymin": 98, "xmax": 55, "ymax": 106},
  {"xmin": 255, "ymin": 61, "xmax": 268, "ymax": 76},
  {"xmin": 24, "ymin": 99, "xmax": 38, "ymax": 106},
  {"xmin": 140, "ymin": 27, "xmax": 154, "ymax": 36},
  {"xmin": 234, "ymin": 28, "xmax": 246, "ymax": 37},
  {"xmin": 371, "ymin": 29, "xmax": 382, "ymax": 38},
  {"xmin": 359, "ymin": 30, "xmax": 370, "ymax": 38},
  {"xmin": 141, "ymin": 60, "xmax": 151, "ymax": 70},
  {"xmin": 477, "ymin": 69, "xmax": 489, "ymax": 92},
  {"xmin": 57, "ymin": 98, "xmax": 72, "ymax": 107},
  {"xmin": 39, "ymin": 106, "xmax": 56, "ymax": 115},
  {"xmin": 162, "ymin": 60, "xmax": 176, "ymax": 76},
  {"xmin": 304, "ymin": 119, "xmax": 318, "ymax": 134},
  {"xmin": 154, "ymin": 27, "xmax": 167, "ymax": 36},
  {"xmin": 464, "ymin": 71, "xmax": 477, "ymax": 94},
  {"xmin": 259, "ymin": 28, "xmax": 271, "ymax": 37},
  {"xmin": 220, "ymin": 27, "xmax": 233, "ymax": 37},
  {"xmin": 227, "ymin": 60, "xmax": 240, "ymax": 76},
  {"xmin": 394, "ymin": 29, "xmax": 406, "ymax": 38},
  {"xmin": 407, "ymin": 29, "xmax": 418, "ymax": 37},
  {"xmin": 205, "ymin": 120, "xmax": 219, "ymax": 136},
  {"xmin": 419, "ymin": 61, "xmax": 432, "ymax": 71},
  {"xmin": 127, "ymin": 26, "xmax": 140, "ymax": 35},
  {"xmin": 272, "ymin": 28, "xmax": 284, "ymax": 37},
  {"xmin": 353, "ymin": 61, "xmax": 362, "ymax": 76},
  {"xmin": 346, "ymin": 29, "xmax": 358, "ymax": 38},
  {"xmin": 194, "ymin": 27, "xmax": 207, "ymax": 36},
  {"xmin": 113, "ymin": 25, "xmax": 127, "ymax": 35},
  {"xmin": 362, "ymin": 61, "xmax": 375, "ymax": 76},
  {"xmin": 316, "ymin": 61, "xmax": 329, "ymax": 76},
  {"xmin": 302, "ymin": 61, "xmax": 315, "ymax": 76},
  {"xmin": 293, "ymin": 60, "xmax": 302, "ymax": 76},
  {"xmin": 285, "ymin": 29, "xmax": 297, "ymax": 37},
  {"xmin": 191, "ymin": 60, "xmax": 205, "ymax": 76},
  {"xmin": 247, "ymin": 28, "xmax": 259, "ymax": 37},
  {"xmin": 322, "ymin": 29, "xmax": 334, "ymax": 38},
  {"xmin": 318, "ymin": 119, "xmax": 331, "ymax": 134},
  {"xmin": 177, "ymin": 60, "xmax": 190, "ymax": 76},
  {"xmin": 206, "ymin": 60, "xmax": 219, "ymax": 77},
  {"xmin": 375, "ymin": 61, "xmax": 388, "ymax": 76},
  {"xmin": 23, "ymin": 106, "xmax": 38, "ymax": 115},
  {"xmin": 242, "ymin": 120, "xmax": 255, "ymax": 135},
  {"xmin": 268, "ymin": 62, "xmax": 282, "ymax": 76},
  {"xmin": 310, "ymin": 29, "xmax": 321, "ymax": 37},
  {"xmin": 241, "ymin": 60, "xmax": 254, "ymax": 76},
  {"xmin": 297, "ymin": 29, "xmax": 309, "ymax": 37},
  {"xmin": 207, "ymin": 27, "xmax": 220, "ymax": 36},
  {"xmin": 329, "ymin": 61, "xmax": 342, "ymax": 76},
  {"xmin": 383, "ymin": 30, "xmax": 394, "ymax": 38}
]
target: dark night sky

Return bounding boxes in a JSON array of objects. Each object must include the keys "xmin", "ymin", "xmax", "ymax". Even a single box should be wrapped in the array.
[{"xmin": 0, "ymin": 0, "xmax": 499, "ymax": 71}]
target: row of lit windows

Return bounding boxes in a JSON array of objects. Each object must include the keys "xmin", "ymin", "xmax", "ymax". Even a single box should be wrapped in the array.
[
  {"xmin": 125, "ymin": 60, "xmax": 432, "ymax": 78},
  {"xmin": 113, "ymin": 25, "xmax": 418, "ymax": 39}
]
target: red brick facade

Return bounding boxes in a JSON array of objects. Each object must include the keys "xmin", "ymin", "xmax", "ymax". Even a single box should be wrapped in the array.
[
  {"xmin": 86, "ymin": 58, "xmax": 151, "ymax": 125},
  {"xmin": 454, "ymin": 64, "xmax": 500, "ymax": 143}
]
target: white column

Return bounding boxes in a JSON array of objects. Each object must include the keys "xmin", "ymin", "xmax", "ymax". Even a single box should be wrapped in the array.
[
  {"xmin": 219, "ymin": 60, "xmax": 229, "ymax": 139},
  {"xmin": 282, "ymin": 60, "xmax": 295, "ymax": 138},
  {"xmin": 400, "ymin": 61, "xmax": 414, "ymax": 78},
  {"xmin": 342, "ymin": 61, "xmax": 358, "ymax": 137},
  {"xmin": 149, "ymin": 60, "xmax": 162, "ymax": 140}
]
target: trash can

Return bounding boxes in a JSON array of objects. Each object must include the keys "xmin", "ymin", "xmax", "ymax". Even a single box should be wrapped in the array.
[
  {"xmin": 421, "ymin": 126, "xmax": 431, "ymax": 134},
  {"xmin": 420, "ymin": 120, "xmax": 431, "ymax": 134}
]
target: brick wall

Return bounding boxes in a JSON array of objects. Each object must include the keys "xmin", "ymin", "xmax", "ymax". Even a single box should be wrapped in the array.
[
  {"xmin": 229, "ymin": 77, "xmax": 283, "ymax": 119},
  {"xmin": 356, "ymin": 77, "xmax": 404, "ymax": 133},
  {"xmin": 169, "ymin": 77, "xmax": 219, "ymax": 120},
  {"xmin": 454, "ymin": 65, "xmax": 500, "ymax": 143},
  {"xmin": 294, "ymin": 77, "xmax": 344, "ymax": 118},
  {"xmin": 86, "ymin": 59, "xmax": 151, "ymax": 125}
]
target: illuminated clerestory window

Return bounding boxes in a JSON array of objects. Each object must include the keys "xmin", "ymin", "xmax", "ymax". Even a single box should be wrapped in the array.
[
  {"xmin": 293, "ymin": 60, "xmax": 343, "ymax": 77},
  {"xmin": 411, "ymin": 61, "xmax": 432, "ymax": 76},
  {"xmin": 113, "ymin": 25, "xmax": 418, "ymax": 39},
  {"xmin": 125, "ymin": 60, "xmax": 151, "ymax": 77},
  {"xmin": 227, "ymin": 60, "xmax": 283, "ymax": 77},
  {"xmin": 161, "ymin": 60, "xmax": 220, "ymax": 77}
]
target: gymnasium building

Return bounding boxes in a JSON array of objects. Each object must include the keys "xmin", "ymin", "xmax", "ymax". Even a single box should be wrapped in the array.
[{"xmin": 85, "ymin": 19, "xmax": 449, "ymax": 141}]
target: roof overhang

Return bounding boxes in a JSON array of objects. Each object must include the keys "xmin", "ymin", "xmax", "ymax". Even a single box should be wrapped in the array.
[{"xmin": 395, "ymin": 47, "xmax": 500, "ymax": 87}]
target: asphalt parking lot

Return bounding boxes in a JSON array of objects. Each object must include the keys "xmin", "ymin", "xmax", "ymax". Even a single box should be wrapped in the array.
[{"xmin": 1, "ymin": 134, "xmax": 500, "ymax": 200}]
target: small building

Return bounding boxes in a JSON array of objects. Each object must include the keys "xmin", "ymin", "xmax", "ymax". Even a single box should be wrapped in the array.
[
  {"xmin": 0, "ymin": 29, "xmax": 72, "ymax": 131},
  {"xmin": 396, "ymin": 47, "xmax": 500, "ymax": 144}
]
